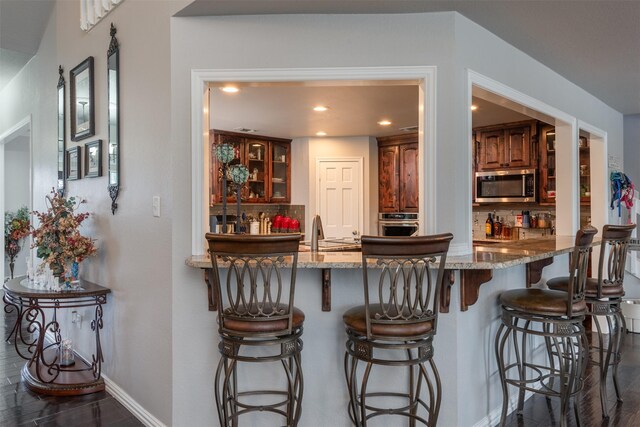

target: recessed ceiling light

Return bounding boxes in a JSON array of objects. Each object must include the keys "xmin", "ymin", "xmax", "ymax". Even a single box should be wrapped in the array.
[
  {"xmin": 378, "ymin": 120, "xmax": 392, "ymax": 126},
  {"xmin": 316, "ymin": 131, "xmax": 327, "ymax": 136},
  {"xmin": 470, "ymin": 104, "xmax": 478, "ymax": 111},
  {"xmin": 313, "ymin": 106, "xmax": 329, "ymax": 112},
  {"xmin": 221, "ymin": 86, "xmax": 239, "ymax": 93}
]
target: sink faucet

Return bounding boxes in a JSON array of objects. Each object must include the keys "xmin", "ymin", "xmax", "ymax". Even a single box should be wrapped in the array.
[{"xmin": 311, "ymin": 215, "xmax": 325, "ymax": 252}]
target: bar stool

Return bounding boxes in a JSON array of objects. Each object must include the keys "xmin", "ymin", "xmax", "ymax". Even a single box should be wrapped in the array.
[
  {"xmin": 547, "ymin": 224, "xmax": 635, "ymax": 418},
  {"xmin": 495, "ymin": 226, "xmax": 597, "ymax": 427},
  {"xmin": 343, "ymin": 233, "xmax": 453, "ymax": 426},
  {"xmin": 206, "ymin": 233, "xmax": 304, "ymax": 427}
]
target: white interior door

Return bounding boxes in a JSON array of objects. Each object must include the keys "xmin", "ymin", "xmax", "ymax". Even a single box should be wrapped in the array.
[{"xmin": 317, "ymin": 159, "xmax": 362, "ymax": 238}]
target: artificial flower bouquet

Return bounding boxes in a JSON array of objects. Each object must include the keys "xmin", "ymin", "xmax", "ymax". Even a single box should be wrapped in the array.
[{"xmin": 31, "ymin": 189, "xmax": 97, "ymax": 281}]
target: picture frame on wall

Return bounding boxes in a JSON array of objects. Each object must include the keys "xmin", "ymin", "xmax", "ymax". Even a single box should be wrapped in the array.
[
  {"xmin": 84, "ymin": 139, "xmax": 102, "ymax": 178},
  {"xmin": 70, "ymin": 56, "xmax": 95, "ymax": 141},
  {"xmin": 66, "ymin": 146, "xmax": 81, "ymax": 180}
]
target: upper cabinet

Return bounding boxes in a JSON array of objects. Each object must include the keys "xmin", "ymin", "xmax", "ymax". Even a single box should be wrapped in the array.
[
  {"xmin": 377, "ymin": 133, "xmax": 419, "ymax": 213},
  {"xmin": 210, "ymin": 130, "xmax": 291, "ymax": 204},
  {"xmin": 578, "ymin": 135, "xmax": 591, "ymax": 205},
  {"xmin": 538, "ymin": 124, "xmax": 556, "ymax": 204},
  {"xmin": 475, "ymin": 120, "xmax": 536, "ymax": 171}
]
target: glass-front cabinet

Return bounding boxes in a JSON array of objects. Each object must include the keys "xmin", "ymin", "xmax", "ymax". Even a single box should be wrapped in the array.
[
  {"xmin": 539, "ymin": 124, "xmax": 556, "ymax": 204},
  {"xmin": 578, "ymin": 134, "xmax": 591, "ymax": 205},
  {"xmin": 245, "ymin": 139, "xmax": 268, "ymax": 203},
  {"xmin": 270, "ymin": 141, "xmax": 291, "ymax": 203},
  {"xmin": 210, "ymin": 130, "xmax": 291, "ymax": 204}
]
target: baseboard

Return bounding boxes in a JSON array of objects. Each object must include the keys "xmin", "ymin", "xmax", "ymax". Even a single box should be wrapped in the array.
[
  {"xmin": 43, "ymin": 331, "xmax": 165, "ymax": 427},
  {"xmin": 471, "ymin": 386, "xmax": 542, "ymax": 427},
  {"xmin": 103, "ymin": 375, "xmax": 167, "ymax": 427}
]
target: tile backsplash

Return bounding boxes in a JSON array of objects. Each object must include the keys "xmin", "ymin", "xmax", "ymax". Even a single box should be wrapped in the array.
[
  {"xmin": 472, "ymin": 206, "xmax": 556, "ymax": 240},
  {"xmin": 210, "ymin": 204, "xmax": 305, "ymax": 234}
]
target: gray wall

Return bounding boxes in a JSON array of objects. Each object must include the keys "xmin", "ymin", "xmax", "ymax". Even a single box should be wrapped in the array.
[
  {"xmin": 623, "ymin": 114, "xmax": 640, "ymax": 292},
  {"xmin": 1, "ymin": 6, "xmax": 632, "ymax": 426},
  {"xmin": 0, "ymin": 1, "xmax": 190, "ymax": 424},
  {"xmin": 3, "ymin": 138, "xmax": 30, "ymax": 277},
  {"xmin": 624, "ymin": 114, "xmax": 640, "ymax": 186},
  {"xmin": 171, "ymin": 11, "xmax": 625, "ymax": 427}
]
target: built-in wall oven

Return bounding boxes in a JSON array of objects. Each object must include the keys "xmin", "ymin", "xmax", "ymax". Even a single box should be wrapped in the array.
[{"xmin": 378, "ymin": 213, "xmax": 420, "ymax": 236}]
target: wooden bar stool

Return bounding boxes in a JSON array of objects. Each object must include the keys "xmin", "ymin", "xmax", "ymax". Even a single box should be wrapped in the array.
[
  {"xmin": 547, "ymin": 224, "xmax": 636, "ymax": 419},
  {"xmin": 343, "ymin": 233, "xmax": 453, "ymax": 426},
  {"xmin": 495, "ymin": 226, "xmax": 597, "ymax": 427},
  {"xmin": 206, "ymin": 233, "xmax": 304, "ymax": 427}
]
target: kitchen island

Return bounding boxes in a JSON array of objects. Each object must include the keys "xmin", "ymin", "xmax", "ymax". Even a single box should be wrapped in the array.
[{"xmin": 185, "ymin": 235, "xmax": 592, "ymax": 426}]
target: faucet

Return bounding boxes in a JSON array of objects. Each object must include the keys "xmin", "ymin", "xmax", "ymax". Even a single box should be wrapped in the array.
[{"xmin": 311, "ymin": 215, "xmax": 325, "ymax": 252}]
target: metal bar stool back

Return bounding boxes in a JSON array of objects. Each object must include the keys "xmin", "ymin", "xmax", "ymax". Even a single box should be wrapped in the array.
[
  {"xmin": 495, "ymin": 226, "xmax": 597, "ymax": 427},
  {"xmin": 344, "ymin": 233, "xmax": 453, "ymax": 426},
  {"xmin": 547, "ymin": 223, "xmax": 635, "ymax": 418},
  {"xmin": 206, "ymin": 233, "xmax": 304, "ymax": 427}
]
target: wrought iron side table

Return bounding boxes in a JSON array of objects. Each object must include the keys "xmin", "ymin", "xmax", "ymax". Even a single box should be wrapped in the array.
[{"xmin": 3, "ymin": 276, "xmax": 111, "ymax": 396}]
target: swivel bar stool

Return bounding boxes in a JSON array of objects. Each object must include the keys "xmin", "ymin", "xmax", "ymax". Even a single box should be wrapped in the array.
[
  {"xmin": 343, "ymin": 233, "xmax": 453, "ymax": 426},
  {"xmin": 206, "ymin": 234, "xmax": 304, "ymax": 427},
  {"xmin": 547, "ymin": 224, "xmax": 635, "ymax": 418},
  {"xmin": 495, "ymin": 226, "xmax": 597, "ymax": 427}
]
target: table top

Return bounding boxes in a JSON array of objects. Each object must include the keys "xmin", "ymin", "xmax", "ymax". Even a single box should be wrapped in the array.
[
  {"xmin": 3, "ymin": 276, "xmax": 111, "ymax": 299},
  {"xmin": 187, "ymin": 236, "xmax": 598, "ymax": 270}
]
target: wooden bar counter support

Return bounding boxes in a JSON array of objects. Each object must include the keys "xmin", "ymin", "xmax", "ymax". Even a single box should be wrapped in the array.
[
  {"xmin": 3, "ymin": 277, "xmax": 111, "ymax": 396},
  {"xmin": 526, "ymin": 257, "xmax": 554, "ymax": 288}
]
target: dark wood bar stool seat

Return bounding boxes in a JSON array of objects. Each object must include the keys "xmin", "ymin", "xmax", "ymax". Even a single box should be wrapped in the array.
[
  {"xmin": 343, "ymin": 233, "xmax": 453, "ymax": 427},
  {"xmin": 495, "ymin": 227, "xmax": 597, "ymax": 427},
  {"xmin": 546, "ymin": 224, "xmax": 636, "ymax": 419},
  {"xmin": 206, "ymin": 233, "xmax": 304, "ymax": 427}
]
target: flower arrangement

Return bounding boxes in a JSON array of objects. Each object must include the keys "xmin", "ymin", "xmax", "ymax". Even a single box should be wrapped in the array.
[
  {"xmin": 4, "ymin": 206, "xmax": 31, "ymax": 279},
  {"xmin": 31, "ymin": 189, "xmax": 97, "ymax": 280}
]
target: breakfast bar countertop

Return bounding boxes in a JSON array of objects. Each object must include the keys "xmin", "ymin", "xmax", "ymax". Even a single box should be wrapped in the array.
[{"xmin": 186, "ymin": 235, "xmax": 593, "ymax": 270}]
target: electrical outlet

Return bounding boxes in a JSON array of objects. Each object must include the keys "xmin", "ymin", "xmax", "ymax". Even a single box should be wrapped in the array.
[{"xmin": 72, "ymin": 311, "xmax": 82, "ymax": 328}]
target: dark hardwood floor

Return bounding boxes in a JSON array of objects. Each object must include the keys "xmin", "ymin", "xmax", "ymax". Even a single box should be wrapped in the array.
[
  {"xmin": 3, "ymin": 303, "xmax": 638, "ymax": 427},
  {"xmin": 500, "ymin": 332, "xmax": 640, "ymax": 427},
  {"xmin": 1, "ymin": 306, "xmax": 143, "ymax": 426}
]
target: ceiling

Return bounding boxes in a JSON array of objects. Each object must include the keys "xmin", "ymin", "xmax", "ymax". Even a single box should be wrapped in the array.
[
  {"xmin": 2, "ymin": 1, "xmax": 638, "ymax": 115},
  {"xmin": 0, "ymin": 0, "xmax": 54, "ymax": 92},
  {"xmin": 179, "ymin": 0, "xmax": 640, "ymax": 115},
  {"xmin": 209, "ymin": 82, "xmax": 534, "ymax": 139}
]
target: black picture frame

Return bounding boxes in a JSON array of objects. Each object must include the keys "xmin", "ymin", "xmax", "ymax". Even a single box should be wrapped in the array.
[
  {"xmin": 66, "ymin": 146, "xmax": 81, "ymax": 180},
  {"xmin": 84, "ymin": 139, "xmax": 102, "ymax": 178},
  {"xmin": 70, "ymin": 56, "xmax": 95, "ymax": 141}
]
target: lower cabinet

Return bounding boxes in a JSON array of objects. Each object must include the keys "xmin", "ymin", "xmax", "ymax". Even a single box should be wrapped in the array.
[{"xmin": 377, "ymin": 133, "xmax": 419, "ymax": 213}]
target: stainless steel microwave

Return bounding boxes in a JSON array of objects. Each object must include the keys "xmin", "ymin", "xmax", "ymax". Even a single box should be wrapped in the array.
[{"xmin": 475, "ymin": 169, "xmax": 537, "ymax": 203}]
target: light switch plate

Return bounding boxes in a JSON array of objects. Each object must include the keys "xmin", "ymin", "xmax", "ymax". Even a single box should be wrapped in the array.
[{"xmin": 153, "ymin": 196, "xmax": 161, "ymax": 217}]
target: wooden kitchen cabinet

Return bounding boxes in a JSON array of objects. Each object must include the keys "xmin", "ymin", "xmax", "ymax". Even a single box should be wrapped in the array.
[
  {"xmin": 475, "ymin": 120, "xmax": 536, "ymax": 171},
  {"xmin": 377, "ymin": 133, "xmax": 419, "ymax": 213},
  {"xmin": 538, "ymin": 124, "xmax": 556, "ymax": 204},
  {"xmin": 210, "ymin": 130, "xmax": 291, "ymax": 204}
]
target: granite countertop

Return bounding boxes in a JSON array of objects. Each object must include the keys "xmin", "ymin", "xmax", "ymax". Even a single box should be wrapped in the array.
[{"xmin": 186, "ymin": 235, "xmax": 594, "ymax": 270}]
